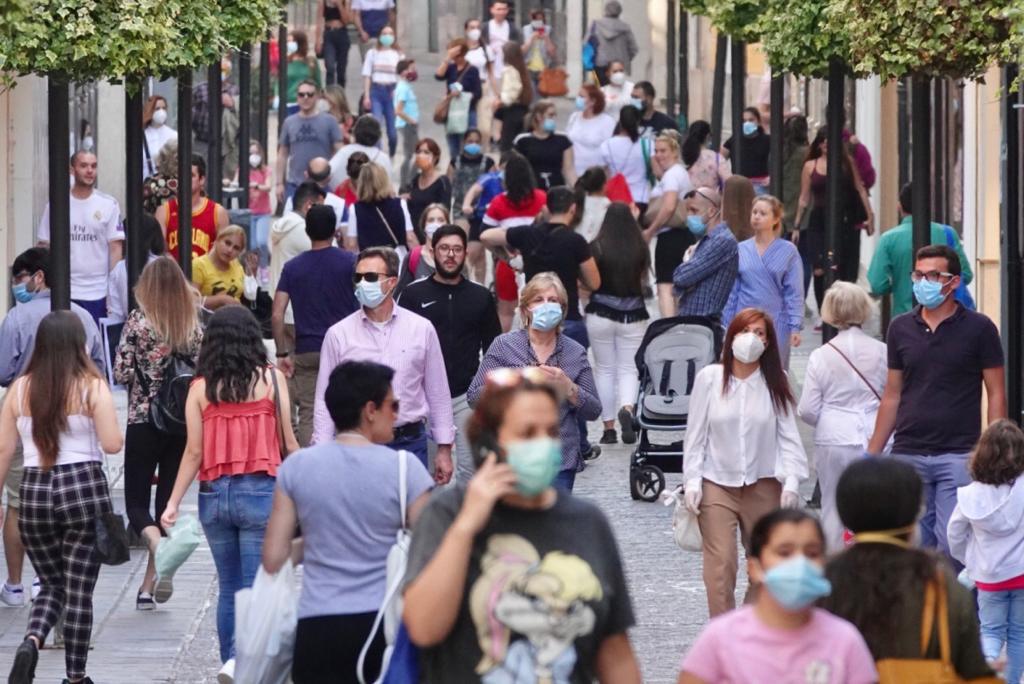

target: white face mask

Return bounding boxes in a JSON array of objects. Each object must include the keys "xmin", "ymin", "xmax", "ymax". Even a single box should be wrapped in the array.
[
  {"xmin": 467, "ymin": 28, "xmax": 481, "ymax": 42},
  {"xmin": 249, "ymin": 153, "xmax": 262, "ymax": 168},
  {"xmin": 609, "ymin": 71, "xmax": 626, "ymax": 86},
  {"xmin": 151, "ymin": 108, "xmax": 168, "ymax": 126},
  {"xmin": 531, "ymin": 19, "xmax": 544, "ymax": 29},
  {"xmin": 424, "ymin": 219, "xmax": 445, "ymax": 236},
  {"xmin": 731, "ymin": 332, "xmax": 766, "ymax": 364}
]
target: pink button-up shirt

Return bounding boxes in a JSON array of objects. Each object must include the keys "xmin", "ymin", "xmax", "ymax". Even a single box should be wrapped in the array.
[{"xmin": 312, "ymin": 304, "xmax": 455, "ymax": 445}]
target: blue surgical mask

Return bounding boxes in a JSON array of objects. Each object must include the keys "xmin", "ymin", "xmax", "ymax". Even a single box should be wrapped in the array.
[
  {"xmin": 543, "ymin": 117, "xmax": 558, "ymax": 133},
  {"xmin": 529, "ymin": 302, "xmax": 563, "ymax": 331},
  {"xmin": 762, "ymin": 555, "xmax": 832, "ymax": 611},
  {"xmin": 686, "ymin": 214, "xmax": 707, "ymax": 237},
  {"xmin": 11, "ymin": 282, "xmax": 34, "ymax": 304},
  {"xmin": 379, "ymin": 34, "xmax": 395, "ymax": 47},
  {"xmin": 913, "ymin": 279, "xmax": 947, "ymax": 309},
  {"xmin": 463, "ymin": 143, "xmax": 482, "ymax": 156},
  {"xmin": 630, "ymin": 97, "xmax": 644, "ymax": 110},
  {"xmin": 574, "ymin": 96, "xmax": 587, "ymax": 111},
  {"xmin": 742, "ymin": 121, "xmax": 758, "ymax": 136},
  {"xmin": 355, "ymin": 279, "xmax": 388, "ymax": 309},
  {"xmin": 505, "ymin": 437, "xmax": 562, "ymax": 496}
]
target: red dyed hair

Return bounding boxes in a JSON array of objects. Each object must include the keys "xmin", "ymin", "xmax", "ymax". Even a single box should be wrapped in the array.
[
  {"xmin": 581, "ymin": 83, "xmax": 606, "ymax": 114},
  {"xmin": 721, "ymin": 307, "xmax": 795, "ymax": 414}
]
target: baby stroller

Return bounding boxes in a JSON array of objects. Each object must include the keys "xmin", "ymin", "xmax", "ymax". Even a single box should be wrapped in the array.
[{"xmin": 628, "ymin": 316, "xmax": 722, "ymax": 501}]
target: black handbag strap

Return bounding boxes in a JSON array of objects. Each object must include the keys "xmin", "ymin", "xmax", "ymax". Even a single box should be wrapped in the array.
[
  {"xmin": 827, "ymin": 342, "xmax": 881, "ymax": 400},
  {"xmin": 374, "ymin": 204, "xmax": 402, "ymax": 248}
]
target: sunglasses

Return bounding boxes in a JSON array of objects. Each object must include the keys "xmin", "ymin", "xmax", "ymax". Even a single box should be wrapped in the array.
[
  {"xmin": 353, "ymin": 271, "xmax": 394, "ymax": 284},
  {"xmin": 297, "ymin": 91, "xmax": 317, "ymax": 99}
]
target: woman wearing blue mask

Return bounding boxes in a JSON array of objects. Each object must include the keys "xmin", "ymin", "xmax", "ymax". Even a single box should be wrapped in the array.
[
  {"xmin": 679, "ymin": 509, "xmax": 877, "ymax": 684},
  {"xmin": 467, "ymin": 273, "xmax": 601, "ymax": 492},
  {"xmin": 404, "ymin": 365, "xmax": 641, "ymax": 684},
  {"xmin": 514, "ymin": 100, "xmax": 575, "ymax": 190},
  {"xmin": 567, "ymin": 83, "xmax": 617, "ymax": 178}
]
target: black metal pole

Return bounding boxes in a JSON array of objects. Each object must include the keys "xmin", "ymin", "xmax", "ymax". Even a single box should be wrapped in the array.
[
  {"xmin": 178, "ymin": 70, "xmax": 194, "ymax": 276},
  {"xmin": 897, "ymin": 78, "xmax": 910, "ymax": 190},
  {"xmin": 125, "ymin": 85, "xmax": 145, "ymax": 312},
  {"xmin": 207, "ymin": 63, "xmax": 223, "ymax": 202},
  {"xmin": 769, "ymin": 73, "xmax": 784, "ymax": 198},
  {"xmin": 730, "ymin": 39, "xmax": 746, "ymax": 175},
  {"xmin": 666, "ymin": 0, "xmax": 676, "ymax": 118},
  {"xmin": 1003, "ymin": 64, "xmax": 1023, "ymax": 425},
  {"xmin": 911, "ymin": 75, "xmax": 931, "ymax": 257},
  {"xmin": 679, "ymin": 11, "xmax": 689, "ymax": 127},
  {"xmin": 823, "ymin": 58, "xmax": 846, "ymax": 344},
  {"xmin": 239, "ymin": 49, "xmax": 252, "ymax": 210},
  {"xmin": 933, "ymin": 79, "xmax": 945, "ymax": 223},
  {"xmin": 47, "ymin": 77, "xmax": 71, "ymax": 311},
  {"xmin": 278, "ymin": 20, "xmax": 288, "ymax": 144},
  {"xmin": 710, "ymin": 34, "xmax": 727, "ymax": 149},
  {"xmin": 258, "ymin": 40, "xmax": 271, "ymax": 153}
]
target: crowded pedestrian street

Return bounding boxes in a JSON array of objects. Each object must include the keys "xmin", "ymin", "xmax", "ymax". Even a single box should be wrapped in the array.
[{"xmin": 0, "ymin": 0, "xmax": 1023, "ymax": 682}]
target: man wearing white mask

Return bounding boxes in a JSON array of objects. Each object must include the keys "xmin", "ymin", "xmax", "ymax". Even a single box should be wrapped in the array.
[{"xmin": 311, "ymin": 247, "xmax": 455, "ymax": 484}]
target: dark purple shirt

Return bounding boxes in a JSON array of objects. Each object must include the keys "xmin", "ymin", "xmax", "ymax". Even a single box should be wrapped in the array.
[{"xmin": 276, "ymin": 247, "xmax": 358, "ymax": 354}]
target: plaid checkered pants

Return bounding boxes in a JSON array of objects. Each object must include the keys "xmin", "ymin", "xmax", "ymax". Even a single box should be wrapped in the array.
[{"xmin": 18, "ymin": 461, "xmax": 111, "ymax": 680}]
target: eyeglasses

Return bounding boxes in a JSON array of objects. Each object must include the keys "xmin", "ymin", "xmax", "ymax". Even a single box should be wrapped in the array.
[
  {"xmin": 353, "ymin": 272, "xmax": 393, "ymax": 283},
  {"xmin": 297, "ymin": 91, "xmax": 317, "ymax": 99},
  {"xmin": 910, "ymin": 270, "xmax": 955, "ymax": 283},
  {"xmin": 435, "ymin": 245, "xmax": 465, "ymax": 256}
]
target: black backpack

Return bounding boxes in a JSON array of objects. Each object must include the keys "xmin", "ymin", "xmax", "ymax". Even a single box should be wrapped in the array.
[{"xmin": 137, "ymin": 352, "xmax": 195, "ymax": 436}]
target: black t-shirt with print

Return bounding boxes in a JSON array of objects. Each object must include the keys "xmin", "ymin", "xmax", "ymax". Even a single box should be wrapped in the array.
[
  {"xmin": 506, "ymin": 222, "xmax": 591, "ymax": 321},
  {"xmin": 403, "ymin": 486, "xmax": 635, "ymax": 683}
]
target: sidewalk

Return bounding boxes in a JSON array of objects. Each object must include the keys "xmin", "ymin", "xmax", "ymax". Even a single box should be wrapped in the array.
[{"xmin": 0, "ymin": 390, "xmax": 219, "ymax": 683}]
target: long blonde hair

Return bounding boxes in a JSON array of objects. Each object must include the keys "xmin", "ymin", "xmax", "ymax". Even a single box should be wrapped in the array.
[
  {"xmin": 356, "ymin": 163, "xmax": 395, "ymax": 203},
  {"xmin": 134, "ymin": 257, "xmax": 200, "ymax": 351}
]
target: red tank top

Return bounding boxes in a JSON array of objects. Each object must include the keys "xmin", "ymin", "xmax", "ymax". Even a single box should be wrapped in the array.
[{"xmin": 166, "ymin": 197, "xmax": 219, "ymax": 259}]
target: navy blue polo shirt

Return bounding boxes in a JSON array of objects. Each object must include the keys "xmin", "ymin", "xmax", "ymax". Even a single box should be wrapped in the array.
[{"xmin": 887, "ymin": 304, "xmax": 1004, "ymax": 455}]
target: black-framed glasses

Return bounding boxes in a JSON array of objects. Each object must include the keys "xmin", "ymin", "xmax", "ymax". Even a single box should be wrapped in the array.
[
  {"xmin": 353, "ymin": 272, "xmax": 393, "ymax": 284},
  {"xmin": 296, "ymin": 91, "xmax": 317, "ymax": 99},
  {"xmin": 910, "ymin": 269, "xmax": 954, "ymax": 283},
  {"xmin": 435, "ymin": 245, "xmax": 465, "ymax": 256}
]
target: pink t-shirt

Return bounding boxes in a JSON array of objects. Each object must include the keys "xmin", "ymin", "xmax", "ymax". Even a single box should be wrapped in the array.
[{"xmin": 681, "ymin": 606, "xmax": 877, "ymax": 684}]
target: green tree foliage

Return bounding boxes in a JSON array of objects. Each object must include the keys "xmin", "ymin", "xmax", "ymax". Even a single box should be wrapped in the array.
[
  {"xmin": 682, "ymin": 0, "xmax": 764, "ymax": 42},
  {"xmin": 755, "ymin": 0, "xmax": 852, "ymax": 78}
]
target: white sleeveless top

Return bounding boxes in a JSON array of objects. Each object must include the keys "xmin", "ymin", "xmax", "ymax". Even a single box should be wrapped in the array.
[{"xmin": 15, "ymin": 378, "xmax": 102, "ymax": 468}]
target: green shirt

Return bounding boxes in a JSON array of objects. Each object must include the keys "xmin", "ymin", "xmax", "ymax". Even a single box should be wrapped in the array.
[{"xmin": 866, "ymin": 216, "xmax": 973, "ymax": 315}]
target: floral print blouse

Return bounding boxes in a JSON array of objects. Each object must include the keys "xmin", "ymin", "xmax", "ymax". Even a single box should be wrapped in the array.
[
  {"xmin": 687, "ymin": 148, "xmax": 732, "ymax": 192},
  {"xmin": 114, "ymin": 308, "xmax": 203, "ymax": 425}
]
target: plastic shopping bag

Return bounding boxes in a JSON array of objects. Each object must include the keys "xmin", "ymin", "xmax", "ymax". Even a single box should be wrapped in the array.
[
  {"xmin": 154, "ymin": 514, "xmax": 201, "ymax": 580},
  {"xmin": 235, "ymin": 560, "xmax": 298, "ymax": 684},
  {"xmin": 665, "ymin": 486, "xmax": 702, "ymax": 552}
]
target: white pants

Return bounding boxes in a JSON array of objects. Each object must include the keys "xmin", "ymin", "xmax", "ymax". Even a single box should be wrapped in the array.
[
  {"xmin": 585, "ymin": 314, "xmax": 647, "ymax": 422},
  {"xmin": 815, "ymin": 444, "xmax": 864, "ymax": 553}
]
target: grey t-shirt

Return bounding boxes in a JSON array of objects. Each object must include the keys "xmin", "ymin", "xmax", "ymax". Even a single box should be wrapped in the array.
[
  {"xmin": 279, "ymin": 112, "xmax": 342, "ymax": 185},
  {"xmin": 277, "ymin": 442, "xmax": 433, "ymax": 619},
  {"xmin": 403, "ymin": 487, "xmax": 635, "ymax": 683}
]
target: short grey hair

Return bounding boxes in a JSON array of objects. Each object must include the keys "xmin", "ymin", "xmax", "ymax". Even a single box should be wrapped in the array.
[
  {"xmin": 357, "ymin": 246, "xmax": 400, "ymax": 277},
  {"xmin": 604, "ymin": 0, "xmax": 622, "ymax": 17},
  {"xmin": 820, "ymin": 281, "xmax": 874, "ymax": 329}
]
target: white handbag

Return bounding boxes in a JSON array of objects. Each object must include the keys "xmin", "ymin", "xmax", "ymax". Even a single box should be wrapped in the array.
[{"xmin": 665, "ymin": 485, "xmax": 702, "ymax": 552}]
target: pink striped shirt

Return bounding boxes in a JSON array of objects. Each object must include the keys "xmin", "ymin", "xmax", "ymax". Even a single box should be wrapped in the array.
[{"xmin": 312, "ymin": 304, "xmax": 455, "ymax": 445}]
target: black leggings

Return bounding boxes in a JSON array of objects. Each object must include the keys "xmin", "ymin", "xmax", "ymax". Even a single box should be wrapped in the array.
[
  {"xmin": 123, "ymin": 422, "xmax": 185, "ymax": 536},
  {"xmin": 292, "ymin": 612, "xmax": 385, "ymax": 683}
]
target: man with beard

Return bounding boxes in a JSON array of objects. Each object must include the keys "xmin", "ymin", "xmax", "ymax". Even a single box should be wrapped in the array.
[{"xmin": 398, "ymin": 224, "xmax": 501, "ymax": 484}]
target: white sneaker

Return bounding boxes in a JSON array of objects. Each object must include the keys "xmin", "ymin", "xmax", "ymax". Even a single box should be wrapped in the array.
[
  {"xmin": 30, "ymin": 577, "xmax": 40, "ymax": 601},
  {"xmin": 0, "ymin": 582, "xmax": 25, "ymax": 607},
  {"xmin": 217, "ymin": 658, "xmax": 235, "ymax": 684}
]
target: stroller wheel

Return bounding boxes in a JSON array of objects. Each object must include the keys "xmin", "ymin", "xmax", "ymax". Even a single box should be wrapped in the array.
[{"xmin": 630, "ymin": 464, "xmax": 665, "ymax": 502}]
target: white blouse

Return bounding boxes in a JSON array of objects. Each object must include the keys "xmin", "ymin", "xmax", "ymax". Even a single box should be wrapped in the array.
[
  {"xmin": 797, "ymin": 326, "xmax": 888, "ymax": 447},
  {"xmin": 683, "ymin": 364, "xmax": 808, "ymax": 494},
  {"xmin": 567, "ymin": 112, "xmax": 617, "ymax": 176}
]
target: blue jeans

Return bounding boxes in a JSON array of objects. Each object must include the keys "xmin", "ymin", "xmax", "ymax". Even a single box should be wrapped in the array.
[
  {"xmin": 978, "ymin": 588, "xmax": 1024, "ymax": 683},
  {"xmin": 388, "ymin": 428, "xmax": 428, "ymax": 469},
  {"xmin": 892, "ymin": 452, "xmax": 971, "ymax": 566},
  {"xmin": 198, "ymin": 473, "xmax": 276, "ymax": 663},
  {"xmin": 554, "ymin": 469, "xmax": 576, "ymax": 492},
  {"xmin": 322, "ymin": 26, "xmax": 351, "ymax": 87},
  {"xmin": 561, "ymin": 320, "xmax": 593, "ymax": 454},
  {"xmin": 370, "ymin": 83, "xmax": 397, "ymax": 156}
]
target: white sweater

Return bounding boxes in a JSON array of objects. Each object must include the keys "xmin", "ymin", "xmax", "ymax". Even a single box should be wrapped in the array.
[{"xmin": 949, "ymin": 476, "xmax": 1024, "ymax": 584}]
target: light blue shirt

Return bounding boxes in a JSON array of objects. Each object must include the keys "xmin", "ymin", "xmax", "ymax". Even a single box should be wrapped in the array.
[
  {"xmin": 0, "ymin": 290, "xmax": 105, "ymax": 386},
  {"xmin": 394, "ymin": 80, "xmax": 419, "ymax": 129}
]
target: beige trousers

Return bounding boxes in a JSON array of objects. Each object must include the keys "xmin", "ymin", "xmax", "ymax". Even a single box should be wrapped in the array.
[{"xmin": 290, "ymin": 351, "xmax": 320, "ymax": 448}]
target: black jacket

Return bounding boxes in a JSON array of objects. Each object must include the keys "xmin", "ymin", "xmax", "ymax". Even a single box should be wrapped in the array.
[{"xmin": 398, "ymin": 276, "xmax": 501, "ymax": 397}]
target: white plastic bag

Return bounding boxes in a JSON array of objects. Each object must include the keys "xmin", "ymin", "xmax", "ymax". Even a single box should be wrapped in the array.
[
  {"xmin": 235, "ymin": 560, "xmax": 298, "ymax": 684},
  {"xmin": 154, "ymin": 514, "xmax": 201, "ymax": 581},
  {"xmin": 665, "ymin": 486, "xmax": 703, "ymax": 552}
]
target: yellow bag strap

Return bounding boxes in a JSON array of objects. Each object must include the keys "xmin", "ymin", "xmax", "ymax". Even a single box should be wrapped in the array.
[
  {"xmin": 919, "ymin": 577, "xmax": 936, "ymax": 657},
  {"xmin": 935, "ymin": 567, "xmax": 953, "ymax": 666}
]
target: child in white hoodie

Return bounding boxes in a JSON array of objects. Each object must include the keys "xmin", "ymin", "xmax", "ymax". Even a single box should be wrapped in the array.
[{"xmin": 949, "ymin": 419, "xmax": 1024, "ymax": 683}]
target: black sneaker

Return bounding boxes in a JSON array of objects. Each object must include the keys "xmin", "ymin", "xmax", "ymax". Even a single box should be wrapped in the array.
[
  {"xmin": 136, "ymin": 590, "xmax": 156, "ymax": 611},
  {"xmin": 581, "ymin": 444, "xmax": 601, "ymax": 461},
  {"xmin": 618, "ymin": 407, "xmax": 637, "ymax": 445},
  {"xmin": 599, "ymin": 429, "xmax": 617, "ymax": 445},
  {"xmin": 9, "ymin": 637, "xmax": 37, "ymax": 684},
  {"xmin": 61, "ymin": 679, "xmax": 94, "ymax": 684}
]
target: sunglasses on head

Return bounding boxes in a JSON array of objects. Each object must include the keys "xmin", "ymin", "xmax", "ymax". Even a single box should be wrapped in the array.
[{"xmin": 353, "ymin": 271, "xmax": 393, "ymax": 284}]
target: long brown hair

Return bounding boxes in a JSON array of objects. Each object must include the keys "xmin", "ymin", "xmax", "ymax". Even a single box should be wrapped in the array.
[
  {"xmin": 142, "ymin": 95, "xmax": 168, "ymax": 129},
  {"xmin": 722, "ymin": 175, "xmax": 755, "ymax": 241},
  {"xmin": 502, "ymin": 41, "xmax": 533, "ymax": 106},
  {"xmin": 721, "ymin": 308, "xmax": 794, "ymax": 414},
  {"xmin": 23, "ymin": 311, "xmax": 103, "ymax": 470},
  {"xmin": 135, "ymin": 256, "xmax": 200, "ymax": 351}
]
